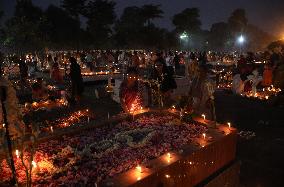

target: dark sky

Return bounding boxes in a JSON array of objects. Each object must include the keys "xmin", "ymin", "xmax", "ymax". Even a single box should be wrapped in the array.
[{"xmin": 1, "ymin": 0, "xmax": 284, "ymax": 37}]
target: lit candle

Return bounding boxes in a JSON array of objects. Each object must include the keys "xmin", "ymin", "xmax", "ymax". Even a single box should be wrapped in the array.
[
  {"xmin": 167, "ymin": 153, "xmax": 171, "ymax": 158},
  {"xmin": 50, "ymin": 126, "xmax": 53, "ymax": 133},
  {"xmin": 136, "ymin": 165, "xmax": 142, "ymax": 173},
  {"xmin": 265, "ymin": 96, "xmax": 269, "ymax": 100},
  {"xmin": 227, "ymin": 122, "xmax": 231, "ymax": 129},
  {"xmin": 202, "ymin": 133, "xmax": 206, "ymax": 139},
  {"xmin": 202, "ymin": 114, "xmax": 206, "ymax": 121},
  {"xmin": 32, "ymin": 161, "xmax": 37, "ymax": 168},
  {"xmin": 15, "ymin": 149, "xmax": 19, "ymax": 158}
]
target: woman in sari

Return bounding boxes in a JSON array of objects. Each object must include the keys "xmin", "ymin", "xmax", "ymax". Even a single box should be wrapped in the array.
[{"xmin": 120, "ymin": 68, "xmax": 142, "ymax": 113}]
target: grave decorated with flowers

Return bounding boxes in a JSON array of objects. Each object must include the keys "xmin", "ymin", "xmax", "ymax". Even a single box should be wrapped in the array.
[{"xmin": 0, "ymin": 111, "xmax": 237, "ymax": 187}]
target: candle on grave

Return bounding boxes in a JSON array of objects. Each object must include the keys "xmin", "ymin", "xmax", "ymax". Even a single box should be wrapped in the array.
[
  {"xmin": 202, "ymin": 114, "xmax": 206, "ymax": 121},
  {"xmin": 202, "ymin": 133, "xmax": 206, "ymax": 139},
  {"xmin": 50, "ymin": 126, "xmax": 53, "ymax": 133},
  {"xmin": 227, "ymin": 122, "xmax": 231, "ymax": 129},
  {"xmin": 136, "ymin": 165, "xmax": 142, "ymax": 173},
  {"xmin": 32, "ymin": 161, "xmax": 37, "ymax": 168},
  {"xmin": 15, "ymin": 149, "xmax": 19, "ymax": 158}
]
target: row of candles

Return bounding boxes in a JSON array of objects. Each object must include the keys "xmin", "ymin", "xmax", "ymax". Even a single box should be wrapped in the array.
[
  {"xmin": 242, "ymin": 85, "xmax": 281, "ymax": 100},
  {"xmin": 133, "ymin": 112, "xmax": 233, "ymax": 182}
]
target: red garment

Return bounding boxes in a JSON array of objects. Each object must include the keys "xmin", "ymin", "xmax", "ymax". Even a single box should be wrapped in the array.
[
  {"xmin": 262, "ymin": 65, "xmax": 273, "ymax": 86},
  {"xmin": 244, "ymin": 81, "xmax": 252, "ymax": 92},
  {"xmin": 120, "ymin": 81, "xmax": 142, "ymax": 112},
  {"xmin": 51, "ymin": 67, "xmax": 63, "ymax": 83}
]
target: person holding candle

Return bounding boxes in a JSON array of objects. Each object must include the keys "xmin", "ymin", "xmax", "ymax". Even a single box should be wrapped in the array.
[{"xmin": 119, "ymin": 68, "xmax": 143, "ymax": 113}]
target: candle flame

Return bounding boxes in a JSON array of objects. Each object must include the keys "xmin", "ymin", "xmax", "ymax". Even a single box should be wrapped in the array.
[
  {"xmin": 202, "ymin": 133, "xmax": 206, "ymax": 139},
  {"xmin": 167, "ymin": 153, "xmax": 171, "ymax": 158},
  {"xmin": 32, "ymin": 161, "xmax": 37, "ymax": 168},
  {"xmin": 136, "ymin": 165, "xmax": 142, "ymax": 173},
  {"xmin": 15, "ymin": 149, "xmax": 19, "ymax": 158},
  {"xmin": 227, "ymin": 122, "xmax": 231, "ymax": 128},
  {"xmin": 202, "ymin": 114, "xmax": 206, "ymax": 120}
]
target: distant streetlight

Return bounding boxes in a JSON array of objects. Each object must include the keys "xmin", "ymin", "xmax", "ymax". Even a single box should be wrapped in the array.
[
  {"xmin": 237, "ymin": 35, "xmax": 245, "ymax": 44},
  {"xmin": 237, "ymin": 35, "xmax": 246, "ymax": 54},
  {"xmin": 179, "ymin": 32, "xmax": 189, "ymax": 49},
  {"xmin": 180, "ymin": 32, "xmax": 188, "ymax": 40}
]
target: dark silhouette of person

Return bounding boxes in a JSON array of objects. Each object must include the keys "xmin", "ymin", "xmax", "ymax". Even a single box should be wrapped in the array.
[{"xmin": 69, "ymin": 57, "xmax": 84, "ymax": 104}]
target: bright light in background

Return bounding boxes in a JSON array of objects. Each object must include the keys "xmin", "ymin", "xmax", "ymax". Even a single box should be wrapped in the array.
[
  {"xmin": 179, "ymin": 32, "xmax": 188, "ymax": 40},
  {"xmin": 237, "ymin": 35, "xmax": 245, "ymax": 44}
]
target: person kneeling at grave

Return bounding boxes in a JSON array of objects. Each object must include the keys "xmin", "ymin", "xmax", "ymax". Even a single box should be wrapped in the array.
[{"xmin": 120, "ymin": 68, "xmax": 143, "ymax": 113}]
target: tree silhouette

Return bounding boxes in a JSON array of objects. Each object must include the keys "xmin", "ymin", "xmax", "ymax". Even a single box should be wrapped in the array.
[
  {"xmin": 85, "ymin": 0, "xmax": 116, "ymax": 48},
  {"xmin": 228, "ymin": 9, "xmax": 248, "ymax": 35},
  {"xmin": 173, "ymin": 8, "xmax": 201, "ymax": 33},
  {"xmin": 61, "ymin": 0, "xmax": 87, "ymax": 18},
  {"xmin": 208, "ymin": 22, "xmax": 230, "ymax": 51},
  {"xmin": 3, "ymin": 0, "xmax": 44, "ymax": 52},
  {"xmin": 114, "ymin": 4, "xmax": 166, "ymax": 49},
  {"xmin": 141, "ymin": 4, "xmax": 163, "ymax": 26},
  {"xmin": 44, "ymin": 5, "xmax": 82, "ymax": 49}
]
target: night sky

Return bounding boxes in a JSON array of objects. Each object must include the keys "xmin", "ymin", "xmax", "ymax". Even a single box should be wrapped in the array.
[{"xmin": 1, "ymin": 0, "xmax": 284, "ymax": 37}]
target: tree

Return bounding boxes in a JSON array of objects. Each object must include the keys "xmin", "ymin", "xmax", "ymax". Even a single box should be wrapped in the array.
[
  {"xmin": 208, "ymin": 22, "xmax": 230, "ymax": 51},
  {"xmin": 85, "ymin": 0, "xmax": 116, "ymax": 48},
  {"xmin": 228, "ymin": 9, "xmax": 248, "ymax": 35},
  {"xmin": 172, "ymin": 8, "xmax": 201, "ymax": 34},
  {"xmin": 141, "ymin": 4, "xmax": 163, "ymax": 26},
  {"xmin": 3, "ymin": 0, "xmax": 44, "ymax": 52},
  {"xmin": 44, "ymin": 5, "xmax": 83, "ymax": 49},
  {"xmin": 61, "ymin": 0, "xmax": 87, "ymax": 18},
  {"xmin": 114, "ymin": 4, "xmax": 165, "ymax": 49}
]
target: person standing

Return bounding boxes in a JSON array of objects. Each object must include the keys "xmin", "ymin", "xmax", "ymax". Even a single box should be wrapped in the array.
[{"xmin": 69, "ymin": 57, "xmax": 84, "ymax": 104}]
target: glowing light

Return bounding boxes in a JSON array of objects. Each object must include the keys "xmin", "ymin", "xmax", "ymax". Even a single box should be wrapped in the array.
[
  {"xmin": 179, "ymin": 32, "xmax": 188, "ymax": 40},
  {"xmin": 50, "ymin": 126, "xmax": 53, "ymax": 132},
  {"xmin": 167, "ymin": 153, "xmax": 171, "ymax": 158},
  {"xmin": 15, "ymin": 150, "xmax": 19, "ymax": 158},
  {"xmin": 238, "ymin": 35, "xmax": 245, "ymax": 44},
  {"xmin": 165, "ymin": 174, "xmax": 170, "ymax": 178},
  {"xmin": 202, "ymin": 133, "xmax": 206, "ymax": 139},
  {"xmin": 136, "ymin": 165, "xmax": 142, "ymax": 173},
  {"xmin": 227, "ymin": 122, "xmax": 231, "ymax": 129},
  {"xmin": 32, "ymin": 161, "xmax": 37, "ymax": 168},
  {"xmin": 202, "ymin": 114, "xmax": 206, "ymax": 120}
]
